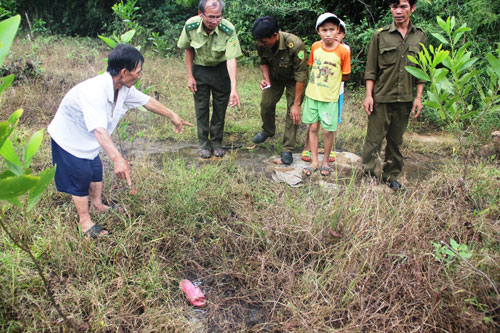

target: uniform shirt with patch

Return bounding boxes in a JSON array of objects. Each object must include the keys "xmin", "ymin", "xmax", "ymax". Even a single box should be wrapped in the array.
[
  {"xmin": 257, "ymin": 31, "xmax": 308, "ymax": 82},
  {"xmin": 306, "ymin": 41, "xmax": 351, "ymax": 103},
  {"xmin": 177, "ymin": 16, "xmax": 242, "ymax": 66},
  {"xmin": 48, "ymin": 73, "xmax": 150, "ymax": 159},
  {"xmin": 364, "ymin": 21, "xmax": 427, "ymax": 103}
]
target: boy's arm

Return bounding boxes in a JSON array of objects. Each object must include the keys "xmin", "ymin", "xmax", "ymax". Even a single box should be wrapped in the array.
[{"xmin": 341, "ymin": 47, "xmax": 351, "ymax": 82}]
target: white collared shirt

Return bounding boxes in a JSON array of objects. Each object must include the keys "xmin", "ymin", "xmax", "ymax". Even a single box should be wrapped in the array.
[{"xmin": 48, "ymin": 72, "xmax": 150, "ymax": 159}]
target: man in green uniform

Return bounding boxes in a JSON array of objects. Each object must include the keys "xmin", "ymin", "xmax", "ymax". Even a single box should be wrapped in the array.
[
  {"xmin": 177, "ymin": 0, "xmax": 242, "ymax": 159},
  {"xmin": 251, "ymin": 16, "xmax": 308, "ymax": 165},
  {"xmin": 361, "ymin": 0, "xmax": 426, "ymax": 190}
]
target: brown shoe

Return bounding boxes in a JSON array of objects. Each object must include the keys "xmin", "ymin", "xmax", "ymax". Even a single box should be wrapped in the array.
[
  {"xmin": 198, "ymin": 149, "xmax": 211, "ymax": 159},
  {"xmin": 213, "ymin": 147, "xmax": 225, "ymax": 157}
]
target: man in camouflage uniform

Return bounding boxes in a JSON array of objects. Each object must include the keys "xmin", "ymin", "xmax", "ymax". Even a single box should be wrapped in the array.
[
  {"xmin": 177, "ymin": 0, "xmax": 242, "ymax": 159},
  {"xmin": 362, "ymin": 0, "xmax": 426, "ymax": 190},
  {"xmin": 251, "ymin": 16, "xmax": 308, "ymax": 165}
]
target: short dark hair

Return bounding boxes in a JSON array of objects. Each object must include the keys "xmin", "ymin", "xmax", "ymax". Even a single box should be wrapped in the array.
[
  {"xmin": 390, "ymin": 0, "xmax": 417, "ymax": 7},
  {"xmin": 107, "ymin": 44, "xmax": 144, "ymax": 77},
  {"xmin": 198, "ymin": 0, "xmax": 225, "ymax": 14},
  {"xmin": 318, "ymin": 18, "xmax": 339, "ymax": 31},
  {"xmin": 252, "ymin": 16, "xmax": 279, "ymax": 39}
]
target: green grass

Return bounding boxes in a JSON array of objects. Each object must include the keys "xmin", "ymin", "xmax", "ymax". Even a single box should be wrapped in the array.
[{"xmin": 0, "ymin": 36, "xmax": 499, "ymax": 331}]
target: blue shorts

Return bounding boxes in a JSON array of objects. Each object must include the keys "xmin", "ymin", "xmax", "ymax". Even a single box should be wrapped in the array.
[
  {"xmin": 338, "ymin": 93, "xmax": 344, "ymax": 123},
  {"xmin": 51, "ymin": 138, "xmax": 103, "ymax": 197}
]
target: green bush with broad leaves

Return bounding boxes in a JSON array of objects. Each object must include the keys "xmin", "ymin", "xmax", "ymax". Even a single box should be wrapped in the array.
[
  {"xmin": 112, "ymin": 0, "xmax": 142, "ymax": 32},
  {"xmin": 406, "ymin": 16, "xmax": 500, "ymax": 134},
  {"xmin": 0, "ymin": 15, "xmax": 56, "ymax": 207},
  {"xmin": 98, "ymin": 29, "xmax": 137, "ymax": 49},
  {"xmin": 405, "ymin": 16, "xmax": 500, "ymax": 180}
]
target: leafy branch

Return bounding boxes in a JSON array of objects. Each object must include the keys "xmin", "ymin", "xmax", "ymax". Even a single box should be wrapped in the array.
[{"xmin": 405, "ymin": 16, "xmax": 500, "ymax": 181}]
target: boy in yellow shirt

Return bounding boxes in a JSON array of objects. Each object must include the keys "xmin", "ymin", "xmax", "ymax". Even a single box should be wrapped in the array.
[{"xmin": 302, "ymin": 13, "xmax": 351, "ymax": 176}]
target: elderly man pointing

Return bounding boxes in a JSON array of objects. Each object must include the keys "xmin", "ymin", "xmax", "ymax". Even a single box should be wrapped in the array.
[{"xmin": 48, "ymin": 44, "xmax": 192, "ymax": 238}]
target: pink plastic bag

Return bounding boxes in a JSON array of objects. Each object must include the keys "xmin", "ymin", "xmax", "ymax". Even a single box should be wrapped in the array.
[{"xmin": 179, "ymin": 279, "xmax": 206, "ymax": 307}]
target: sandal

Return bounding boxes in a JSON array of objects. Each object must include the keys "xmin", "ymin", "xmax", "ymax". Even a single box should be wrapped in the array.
[
  {"xmin": 328, "ymin": 151, "xmax": 336, "ymax": 162},
  {"xmin": 320, "ymin": 165, "xmax": 332, "ymax": 176},
  {"xmin": 84, "ymin": 224, "xmax": 110, "ymax": 239},
  {"xmin": 303, "ymin": 166, "xmax": 316, "ymax": 176},
  {"xmin": 301, "ymin": 150, "xmax": 311, "ymax": 162},
  {"xmin": 179, "ymin": 279, "xmax": 206, "ymax": 307}
]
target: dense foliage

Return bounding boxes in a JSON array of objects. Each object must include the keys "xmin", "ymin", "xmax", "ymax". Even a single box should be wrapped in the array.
[
  {"xmin": 6, "ymin": 0, "xmax": 500, "ymax": 83},
  {"xmin": 3, "ymin": 0, "xmax": 500, "ymax": 130}
]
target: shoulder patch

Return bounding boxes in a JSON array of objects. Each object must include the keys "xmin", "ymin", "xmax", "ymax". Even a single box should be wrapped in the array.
[
  {"xmin": 379, "ymin": 25, "xmax": 391, "ymax": 32},
  {"xmin": 218, "ymin": 23, "xmax": 234, "ymax": 35},
  {"xmin": 186, "ymin": 22, "xmax": 199, "ymax": 31},
  {"xmin": 297, "ymin": 50, "xmax": 304, "ymax": 60},
  {"xmin": 288, "ymin": 42, "xmax": 294, "ymax": 48},
  {"xmin": 228, "ymin": 36, "xmax": 237, "ymax": 47}
]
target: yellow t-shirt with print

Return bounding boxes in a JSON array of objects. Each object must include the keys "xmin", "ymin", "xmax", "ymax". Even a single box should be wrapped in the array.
[{"xmin": 305, "ymin": 41, "xmax": 351, "ymax": 102}]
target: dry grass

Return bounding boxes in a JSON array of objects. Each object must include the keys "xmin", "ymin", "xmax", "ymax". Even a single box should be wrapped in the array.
[{"xmin": 0, "ymin": 37, "xmax": 499, "ymax": 332}]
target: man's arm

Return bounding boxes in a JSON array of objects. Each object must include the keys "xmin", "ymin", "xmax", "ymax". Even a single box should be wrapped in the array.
[
  {"xmin": 184, "ymin": 48, "xmax": 196, "ymax": 93},
  {"xmin": 363, "ymin": 79, "xmax": 375, "ymax": 116},
  {"xmin": 363, "ymin": 33, "xmax": 378, "ymax": 116},
  {"xmin": 144, "ymin": 97, "xmax": 194, "ymax": 133},
  {"xmin": 226, "ymin": 58, "xmax": 241, "ymax": 108},
  {"xmin": 259, "ymin": 64, "xmax": 271, "ymax": 90},
  {"xmin": 411, "ymin": 82, "xmax": 425, "ymax": 118},
  {"xmin": 94, "ymin": 128, "xmax": 131, "ymax": 185},
  {"xmin": 290, "ymin": 81, "xmax": 305, "ymax": 125},
  {"xmin": 290, "ymin": 40, "xmax": 308, "ymax": 125}
]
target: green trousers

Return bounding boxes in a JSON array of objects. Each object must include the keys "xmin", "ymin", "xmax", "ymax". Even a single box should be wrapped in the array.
[
  {"xmin": 259, "ymin": 79, "xmax": 299, "ymax": 153},
  {"xmin": 193, "ymin": 62, "xmax": 230, "ymax": 151},
  {"xmin": 361, "ymin": 102, "xmax": 411, "ymax": 181}
]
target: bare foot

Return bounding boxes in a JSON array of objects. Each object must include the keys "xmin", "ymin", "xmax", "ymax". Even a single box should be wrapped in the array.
[
  {"xmin": 93, "ymin": 203, "xmax": 110, "ymax": 213},
  {"xmin": 94, "ymin": 202, "xmax": 125, "ymax": 214}
]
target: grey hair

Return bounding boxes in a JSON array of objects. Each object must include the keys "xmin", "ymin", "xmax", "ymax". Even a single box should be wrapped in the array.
[{"xmin": 198, "ymin": 0, "xmax": 225, "ymax": 14}]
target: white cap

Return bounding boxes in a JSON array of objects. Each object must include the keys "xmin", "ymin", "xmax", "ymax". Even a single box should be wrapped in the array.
[
  {"xmin": 315, "ymin": 13, "xmax": 341, "ymax": 30},
  {"xmin": 338, "ymin": 18, "xmax": 346, "ymax": 33}
]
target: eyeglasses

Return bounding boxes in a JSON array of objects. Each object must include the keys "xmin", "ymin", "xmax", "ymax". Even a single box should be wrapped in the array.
[{"xmin": 202, "ymin": 13, "xmax": 223, "ymax": 21}]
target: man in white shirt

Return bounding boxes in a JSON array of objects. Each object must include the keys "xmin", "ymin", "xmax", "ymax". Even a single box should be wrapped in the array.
[{"xmin": 48, "ymin": 44, "xmax": 192, "ymax": 238}]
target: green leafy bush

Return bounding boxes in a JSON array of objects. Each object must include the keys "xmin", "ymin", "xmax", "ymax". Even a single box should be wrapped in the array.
[
  {"xmin": 0, "ymin": 0, "xmax": 17, "ymax": 20},
  {"xmin": 406, "ymin": 16, "xmax": 500, "ymax": 136}
]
